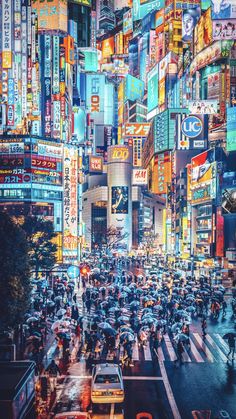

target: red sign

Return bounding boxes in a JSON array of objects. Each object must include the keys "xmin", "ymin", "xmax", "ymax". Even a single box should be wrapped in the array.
[
  {"xmin": 216, "ymin": 207, "xmax": 224, "ymax": 257},
  {"xmin": 89, "ymin": 156, "xmax": 103, "ymax": 173},
  {"xmin": 31, "ymin": 157, "xmax": 57, "ymax": 170}
]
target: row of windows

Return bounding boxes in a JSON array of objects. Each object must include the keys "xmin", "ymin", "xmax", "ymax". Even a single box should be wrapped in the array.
[{"xmin": 0, "ymin": 189, "xmax": 62, "ymax": 200}]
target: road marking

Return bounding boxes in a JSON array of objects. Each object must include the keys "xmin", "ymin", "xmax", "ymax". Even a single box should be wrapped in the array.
[
  {"xmin": 143, "ymin": 343, "xmax": 152, "ymax": 361},
  {"xmin": 189, "ymin": 338, "xmax": 204, "ymax": 363},
  {"xmin": 132, "ymin": 338, "xmax": 139, "ymax": 361},
  {"xmin": 110, "ymin": 403, "xmax": 115, "ymax": 419},
  {"xmin": 157, "ymin": 346, "xmax": 165, "ymax": 361},
  {"xmin": 215, "ymin": 334, "xmax": 229, "ymax": 353},
  {"xmin": 159, "ymin": 360, "xmax": 181, "ymax": 419},
  {"xmin": 182, "ymin": 347, "xmax": 191, "ymax": 362},
  {"xmin": 163, "ymin": 335, "xmax": 176, "ymax": 361},
  {"xmin": 193, "ymin": 333, "xmax": 215, "ymax": 362},
  {"xmin": 60, "ymin": 375, "xmax": 163, "ymax": 381},
  {"xmin": 205, "ymin": 335, "xmax": 227, "ymax": 362}
]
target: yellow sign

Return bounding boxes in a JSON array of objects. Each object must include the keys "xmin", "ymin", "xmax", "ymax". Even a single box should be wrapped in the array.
[
  {"xmin": 32, "ymin": 0, "xmax": 68, "ymax": 32},
  {"xmin": 2, "ymin": 52, "xmax": 12, "ymax": 69},
  {"xmin": 111, "ymin": 147, "xmax": 129, "ymax": 161}
]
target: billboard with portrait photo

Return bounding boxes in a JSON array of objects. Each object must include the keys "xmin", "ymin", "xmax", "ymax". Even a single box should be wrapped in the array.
[
  {"xmin": 211, "ymin": 0, "xmax": 236, "ymax": 20},
  {"xmin": 213, "ymin": 20, "xmax": 236, "ymax": 40},
  {"xmin": 182, "ymin": 7, "xmax": 201, "ymax": 42},
  {"xmin": 111, "ymin": 186, "xmax": 129, "ymax": 214}
]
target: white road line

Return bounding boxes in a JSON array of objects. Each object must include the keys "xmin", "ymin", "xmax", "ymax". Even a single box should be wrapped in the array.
[
  {"xmin": 182, "ymin": 347, "xmax": 191, "ymax": 362},
  {"xmin": 60, "ymin": 374, "xmax": 163, "ymax": 381},
  {"xmin": 159, "ymin": 361, "xmax": 182, "ymax": 419},
  {"xmin": 193, "ymin": 333, "xmax": 215, "ymax": 362},
  {"xmin": 143, "ymin": 344, "xmax": 152, "ymax": 361},
  {"xmin": 189, "ymin": 338, "xmax": 204, "ymax": 363},
  {"xmin": 163, "ymin": 335, "xmax": 176, "ymax": 361},
  {"xmin": 215, "ymin": 334, "xmax": 230, "ymax": 353},
  {"xmin": 132, "ymin": 338, "xmax": 139, "ymax": 361},
  {"xmin": 205, "ymin": 335, "xmax": 227, "ymax": 362},
  {"xmin": 157, "ymin": 346, "xmax": 165, "ymax": 361},
  {"xmin": 110, "ymin": 403, "xmax": 115, "ymax": 419}
]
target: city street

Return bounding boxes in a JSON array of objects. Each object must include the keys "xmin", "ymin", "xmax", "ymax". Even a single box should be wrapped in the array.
[{"xmin": 35, "ymin": 263, "xmax": 236, "ymax": 419}]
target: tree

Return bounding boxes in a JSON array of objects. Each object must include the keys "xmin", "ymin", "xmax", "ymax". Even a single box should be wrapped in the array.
[
  {"xmin": 0, "ymin": 211, "xmax": 31, "ymax": 333},
  {"xmin": 22, "ymin": 216, "xmax": 58, "ymax": 279}
]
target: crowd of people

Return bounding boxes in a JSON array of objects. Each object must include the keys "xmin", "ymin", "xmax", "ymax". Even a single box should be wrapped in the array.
[{"xmin": 20, "ymin": 255, "xmax": 236, "ymax": 375}]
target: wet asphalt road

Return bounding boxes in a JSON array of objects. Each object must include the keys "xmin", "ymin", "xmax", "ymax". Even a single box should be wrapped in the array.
[{"xmin": 50, "ymin": 264, "xmax": 236, "ymax": 419}]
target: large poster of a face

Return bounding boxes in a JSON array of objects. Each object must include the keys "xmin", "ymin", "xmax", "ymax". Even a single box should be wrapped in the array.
[
  {"xmin": 111, "ymin": 186, "xmax": 129, "ymax": 214},
  {"xmin": 182, "ymin": 8, "xmax": 201, "ymax": 42}
]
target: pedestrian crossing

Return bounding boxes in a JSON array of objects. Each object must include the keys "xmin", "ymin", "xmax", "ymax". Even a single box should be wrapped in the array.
[{"xmin": 78, "ymin": 333, "xmax": 230, "ymax": 364}]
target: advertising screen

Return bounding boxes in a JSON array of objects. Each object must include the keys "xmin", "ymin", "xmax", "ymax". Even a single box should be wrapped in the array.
[
  {"xmin": 123, "ymin": 9, "xmax": 133, "ymax": 35},
  {"xmin": 194, "ymin": 9, "xmax": 212, "ymax": 55},
  {"xmin": 132, "ymin": 169, "xmax": 148, "ymax": 185},
  {"xmin": 83, "ymin": 50, "xmax": 98, "ymax": 72},
  {"xmin": 133, "ymin": 0, "xmax": 164, "ymax": 21},
  {"xmin": 125, "ymin": 74, "xmax": 145, "ymax": 102},
  {"xmin": 89, "ymin": 156, "xmax": 103, "ymax": 173},
  {"xmin": 86, "ymin": 74, "xmax": 105, "ymax": 114},
  {"xmin": 182, "ymin": 7, "xmax": 201, "ymax": 42},
  {"xmin": 213, "ymin": 20, "xmax": 236, "ymax": 40},
  {"xmin": 139, "ymin": 32, "xmax": 149, "ymax": 82},
  {"xmin": 111, "ymin": 186, "xmax": 129, "ymax": 214},
  {"xmin": 128, "ymin": 38, "xmax": 139, "ymax": 78},
  {"xmin": 222, "ymin": 188, "xmax": 236, "ymax": 214},
  {"xmin": 101, "ymin": 37, "xmax": 115, "ymax": 59},
  {"xmin": 189, "ymin": 100, "xmax": 218, "ymax": 114},
  {"xmin": 32, "ymin": 0, "xmax": 67, "ymax": 32},
  {"xmin": 191, "ymin": 149, "xmax": 216, "ymax": 189},
  {"xmin": 147, "ymin": 63, "xmax": 159, "ymax": 113},
  {"xmin": 226, "ymin": 107, "xmax": 236, "ymax": 152},
  {"xmin": 211, "ymin": 0, "xmax": 236, "ymax": 19},
  {"xmin": 63, "ymin": 145, "xmax": 78, "ymax": 258}
]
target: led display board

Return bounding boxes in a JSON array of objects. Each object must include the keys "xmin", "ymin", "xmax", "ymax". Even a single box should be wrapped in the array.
[
  {"xmin": 226, "ymin": 107, "xmax": 236, "ymax": 152},
  {"xmin": 124, "ymin": 74, "xmax": 145, "ymax": 102},
  {"xmin": 133, "ymin": 0, "xmax": 164, "ymax": 21},
  {"xmin": 147, "ymin": 63, "xmax": 159, "ymax": 113}
]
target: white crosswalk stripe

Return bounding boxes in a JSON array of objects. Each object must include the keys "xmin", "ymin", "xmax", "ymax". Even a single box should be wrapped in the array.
[{"xmin": 77, "ymin": 333, "xmax": 231, "ymax": 364}]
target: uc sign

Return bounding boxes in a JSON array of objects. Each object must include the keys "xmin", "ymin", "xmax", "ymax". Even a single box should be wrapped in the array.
[{"xmin": 181, "ymin": 116, "xmax": 203, "ymax": 138}]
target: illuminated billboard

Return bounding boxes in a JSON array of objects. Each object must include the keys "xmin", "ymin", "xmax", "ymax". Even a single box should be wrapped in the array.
[
  {"xmin": 211, "ymin": 0, "xmax": 236, "ymax": 19},
  {"xmin": 226, "ymin": 107, "xmax": 236, "ymax": 152},
  {"xmin": 222, "ymin": 172, "xmax": 236, "ymax": 214},
  {"xmin": 125, "ymin": 74, "xmax": 145, "ymax": 102},
  {"xmin": 182, "ymin": 8, "xmax": 201, "ymax": 42},
  {"xmin": 139, "ymin": 32, "xmax": 149, "ymax": 82},
  {"xmin": 111, "ymin": 186, "xmax": 129, "ymax": 214},
  {"xmin": 147, "ymin": 63, "xmax": 159, "ymax": 113},
  {"xmin": 101, "ymin": 37, "xmax": 115, "ymax": 59},
  {"xmin": 133, "ymin": 0, "xmax": 164, "ymax": 21},
  {"xmin": 191, "ymin": 149, "xmax": 216, "ymax": 190},
  {"xmin": 194, "ymin": 9, "xmax": 212, "ymax": 55},
  {"xmin": 128, "ymin": 38, "xmax": 139, "ymax": 78},
  {"xmin": 189, "ymin": 100, "xmax": 218, "ymax": 114},
  {"xmin": 132, "ymin": 169, "xmax": 148, "ymax": 185},
  {"xmin": 86, "ymin": 74, "xmax": 105, "ymax": 114},
  {"xmin": 83, "ymin": 50, "xmax": 98, "ymax": 72},
  {"xmin": 63, "ymin": 145, "xmax": 78, "ymax": 260},
  {"xmin": 2, "ymin": 0, "xmax": 12, "ymax": 68},
  {"xmin": 123, "ymin": 9, "xmax": 133, "ymax": 34},
  {"xmin": 89, "ymin": 156, "xmax": 103, "ymax": 173},
  {"xmin": 124, "ymin": 123, "xmax": 150, "ymax": 137},
  {"xmin": 213, "ymin": 20, "xmax": 236, "ymax": 40},
  {"xmin": 32, "ymin": 0, "xmax": 68, "ymax": 32}
]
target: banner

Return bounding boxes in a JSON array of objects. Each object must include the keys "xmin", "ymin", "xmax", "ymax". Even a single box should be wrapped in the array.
[
  {"xmin": 63, "ymin": 145, "xmax": 78, "ymax": 259},
  {"xmin": 111, "ymin": 186, "xmax": 128, "ymax": 214},
  {"xmin": 189, "ymin": 100, "xmax": 218, "ymax": 114},
  {"xmin": 2, "ymin": 0, "xmax": 12, "ymax": 68},
  {"xmin": 213, "ymin": 20, "xmax": 236, "ymax": 40},
  {"xmin": 226, "ymin": 107, "xmax": 236, "ymax": 151},
  {"xmin": 123, "ymin": 9, "xmax": 133, "ymax": 35},
  {"xmin": 211, "ymin": 0, "xmax": 236, "ymax": 20}
]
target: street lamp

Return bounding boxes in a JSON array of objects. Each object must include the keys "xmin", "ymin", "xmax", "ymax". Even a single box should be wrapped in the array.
[{"xmin": 190, "ymin": 254, "xmax": 195, "ymax": 279}]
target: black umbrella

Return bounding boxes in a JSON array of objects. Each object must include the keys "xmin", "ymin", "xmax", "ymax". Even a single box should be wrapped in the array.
[{"xmin": 223, "ymin": 333, "xmax": 236, "ymax": 339}]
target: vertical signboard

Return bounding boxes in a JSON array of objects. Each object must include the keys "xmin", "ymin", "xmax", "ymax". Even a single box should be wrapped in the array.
[
  {"xmin": 147, "ymin": 63, "xmax": 159, "ymax": 113},
  {"xmin": 2, "ymin": 0, "xmax": 12, "ymax": 69},
  {"xmin": 53, "ymin": 36, "xmax": 60, "ymax": 94},
  {"xmin": 63, "ymin": 145, "xmax": 78, "ymax": 261},
  {"xmin": 226, "ymin": 107, "xmax": 236, "ymax": 152}
]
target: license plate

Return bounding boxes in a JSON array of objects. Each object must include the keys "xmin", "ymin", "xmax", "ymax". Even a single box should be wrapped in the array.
[{"xmin": 105, "ymin": 391, "xmax": 112, "ymax": 396}]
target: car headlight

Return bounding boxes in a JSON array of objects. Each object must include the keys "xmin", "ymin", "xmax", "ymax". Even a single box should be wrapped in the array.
[
  {"xmin": 114, "ymin": 390, "xmax": 124, "ymax": 395},
  {"xmin": 92, "ymin": 391, "xmax": 103, "ymax": 396}
]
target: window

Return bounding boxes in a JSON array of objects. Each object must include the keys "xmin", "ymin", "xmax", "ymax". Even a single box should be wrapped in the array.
[{"xmin": 95, "ymin": 374, "xmax": 120, "ymax": 384}]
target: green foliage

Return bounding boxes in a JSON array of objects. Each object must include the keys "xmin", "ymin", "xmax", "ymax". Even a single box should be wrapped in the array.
[
  {"xmin": 22, "ymin": 216, "xmax": 58, "ymax": 279},
  {"xmin": 0, "ymin": 211, "xmax": 31, "ymax": 332}
]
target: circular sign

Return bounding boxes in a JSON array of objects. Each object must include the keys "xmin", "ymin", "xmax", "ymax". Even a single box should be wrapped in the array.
[
  {"xmin": 181, "ymin": 115, "xmax": 203, "ymax": 138},
  {"xmin": 67, "ymin": 265, "xmax": 80, "ymax": 279}
]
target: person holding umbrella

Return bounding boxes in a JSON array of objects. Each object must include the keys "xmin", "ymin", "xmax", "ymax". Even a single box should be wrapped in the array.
[
  {"xmin": 45, "ymin": 360, "xmax": 61, "ymax": 392},
  {"xmin": 223, "ymin": 333, "xmax": 236, "ymax": 361}
]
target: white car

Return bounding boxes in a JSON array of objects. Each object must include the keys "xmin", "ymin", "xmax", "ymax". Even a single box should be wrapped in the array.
[{"xmin": 91, "ymin": 363, "xmax": 124, "ymax": 404}]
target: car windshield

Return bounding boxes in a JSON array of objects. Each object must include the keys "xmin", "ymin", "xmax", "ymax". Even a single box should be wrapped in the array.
[{"xmin": 95, "ymin": 374, "xmax": 120, "ymax": 384}]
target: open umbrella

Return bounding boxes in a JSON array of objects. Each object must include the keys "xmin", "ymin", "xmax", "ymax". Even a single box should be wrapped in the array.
[
  {"xmin": 57, "ymin": 308, "xmax": 66, "ymax": 317},
  {"xmin": 54, "ymin": 296, "xmax": 62, "ymax": 302},
  {"xmin": 171, "ymin": 322, "xmax": 182, "ymax": 333},
  {"xmin": 223, "ymin": 332, "xmax": 236, "ymax": 339},
  {"xmin": 98, "ymin": 322, "xmax": 112, "ymax": 329},
  {"xmin": 103, "ymin": 327, "xmax": 117, "ymax": 336},
  {"xmin": 117, "ymin": 315, "xmax": 130, "ymax": 322},
  {"xmin": 57, "ymin": 332, "xmax": 71, "ymax": 340},
  {"xmin": 47, "ymin": 301, "xmax": 55, "ymax": 307},
  {"xmin": 120, "ymin": 326, "xmax": 134, "ymax": 334},
  {"xmin": 177, "ymin": 333, "xmax": 189, "ymax": 342},
  {"xmin": 119, "ymin": 332, "xmax": 135, "ymax": 343},
  {"xmin": 26, "ymin": 317, "xmax": 39, "ymax": 324}
]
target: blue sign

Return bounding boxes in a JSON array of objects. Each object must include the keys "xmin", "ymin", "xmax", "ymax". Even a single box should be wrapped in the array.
[
  {"xmin": 67, "ymin": 265, "xmax": 80, "ymax": 279},
  {"xmin": 181, "ymin": 115, "xmax": 203, "ymax": 138}
]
